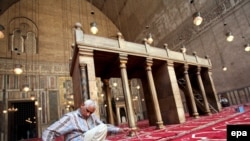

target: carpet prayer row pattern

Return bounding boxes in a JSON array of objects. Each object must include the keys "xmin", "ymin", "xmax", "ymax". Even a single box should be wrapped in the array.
[
  {"xmin": 107, "ymin": 104, "xmax": 250, "ymax": 141},
  {"xmin": 22, "ymin": 104, "xmax": 250, "ymax": 141}
]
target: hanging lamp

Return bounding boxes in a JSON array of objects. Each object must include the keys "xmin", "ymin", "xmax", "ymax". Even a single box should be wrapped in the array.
[
  {"xmin": 89, "ymin": 0, "xmax": 98, "ymax": 35},
  {"xmin": 226, "ymin": 32, "xmax": 234, "ymax": 42},
  {"xmin": 180, "ymin": 45, "xmax": 187, "ymax": 53},
  {"xmin": 191, "ymin": 0, "xmax": 203, "ymax": 26},
  {"xmin": 147, "ymin": 33, "xmax": 153, "ymax": 44},
  {"xmin": 14, "ymin": 52, "xmax": 23, "ymax": 75},
  {"xmin": 222, "ymin": 66, "xmax": 227, "ymax": 71},
  {"xmin": 23, "ymin": 51, "xmax": 30, "ymax": 92},
  {"xmin": 90, "ymin": 21, "xmax": 98, "ymax": 34},
  {"xmin": 193, "ymin": 12, "xmax": 203, "ymax": 26},
  {"xmin": 23, "ymin": 84, "xmax": 30, "ymax": 92},
  {"xmin": 0, "ymin": 24, "xmax": 4, "ymax": 39},
  {"xmin": 244, "ymin": 44, "xmax": 250, "ymax": 52},
  {"xmin": 14, "ymin": 64, "xmax": 23, "ymax": 75}
]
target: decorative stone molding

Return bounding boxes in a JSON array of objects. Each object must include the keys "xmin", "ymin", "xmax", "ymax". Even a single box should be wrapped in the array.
[{"xmin": 0, "ymin": 59, "xmax": 69, "ymax": 75}]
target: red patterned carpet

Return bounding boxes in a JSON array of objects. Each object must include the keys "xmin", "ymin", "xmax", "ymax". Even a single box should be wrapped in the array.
[
  {"xmin": 107, "ymin": 104, "xmax": 250, "ymax": 141},
  {"xmin": 23, "ymin": 104, "xmax": 250, "ymax": 141}
]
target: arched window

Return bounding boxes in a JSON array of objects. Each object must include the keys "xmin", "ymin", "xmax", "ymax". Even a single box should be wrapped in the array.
[
  {"xmin": 10, "ymin": 29, "xmax": 24, "ymax": 52},
  {"xmin": 25, "ymin": 32, "xmax": 37, "ymax": 54},
  {"xmin": 9, "ymin": 17, "xmax": 38, "ymax": 54}
]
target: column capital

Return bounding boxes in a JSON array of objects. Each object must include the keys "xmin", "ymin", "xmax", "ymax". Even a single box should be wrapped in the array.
[
  {"xmin": 145, "ymin": 58, "xmax": 153, "ymax": 65},
  {"xmin": 197, "ymin": 66, "xmax": 201, "ymax": 74},
  {"xmin": 79, "ymin": 48, "xmax": 94, "ymax": 57},
  {"xmin": 79, "ymin": 63, "xmax": 87, "ymax": 68},
  {"xmin": 145, "ymin": 58, "xmax": 153, "ymax": 70},
  {"xmin": 102, "ymin": 79, "xmax": 110, "ymax": 86},
  {"xmin": 197, "ymin": 66, "xmax": 201, "ymax": 70},
  {"xmin": 166, "ymin": 60, "xmax": 174, "ymax": 66},
  {"xmin": 208, "ymin": 67, "xmax": 212, "ymax": 73},
  {"xmin": 184, "ymin": 64, "xmax": 189, "ymax": 73},
  {"xmin": 119, "ymin": 54, "xmax": 127, "ymax": 68},
  {"xmin": 119, "ymin": 54, "xmax": 128, "ymax": 62}
]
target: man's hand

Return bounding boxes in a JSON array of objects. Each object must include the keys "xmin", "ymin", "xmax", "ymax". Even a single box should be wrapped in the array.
[{"xmin": 119, "ymin": 127, "xmax": 131, "ymax": 133}]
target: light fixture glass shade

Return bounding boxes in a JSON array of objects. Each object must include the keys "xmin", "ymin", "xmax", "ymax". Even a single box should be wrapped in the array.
[
  {"xmin": 0, "ymin": 25, "xmax": 4, "ymax": 39},
  {"xmin": 0, "ymin": 31, "xmax": 4, "ymax": 39},
  {"xmin": 193, "ymin": 12, "xmax": 203, "ymax": 26},
  {"xmin": 147, "ymin": 33, "xmax": 153, "ymax": 44},
  {"xmin": 226, "ymin": 32, "xmax": 234, "ymax": 42},
  {"xmin": 30, "ymin": 95, "xmax": 35, "ymax": 100},
  {"xmin": 180, "ymin": 46, "xmax": 187, "ymax": 53},
  {"xmin": 23, "ymin": 84, "xmax": 30, "ymax": 92},
  {"xmin": 14, "ymin": 64, "xmax": 23, "ymax": 75},
  {"xmin": 90, "ymin": 22, "xmax": 98, "ymax": 34},
  {"xmin": 244, "ymin": 44, "xmax": 250, "ymax": 52},
  {"xmin": 222, "ymin": 66, "xmax": 227, "ymax": 71},
  {"xmin": 113, "ymin": 82, "xmax": 117, "ymax": 87},
  {"xmin": 8, "ymin": 106, "xmax": 18, "ymax": 112}
]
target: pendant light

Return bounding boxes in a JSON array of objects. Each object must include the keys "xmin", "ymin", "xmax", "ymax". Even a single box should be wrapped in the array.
[
  {"xmin": 193, "ymin": 12, "xmax": 203, "ymax": 26},
  {"xmin": 191, "ymin": 0, "xmax": 203, "ymax": 26},
  {"xmin": 23, "ymin": 51, "xmax": 30, "ymax": 92},
  {"xmin": 147, "ymin": 33, "xmax": 153, "ymax": 44},
  {"xmin": 14, "ymin": 52, "xmax": 23, "ymax": 75},
  {"xmin": 90, "ymin": 0, "xmax": 98, "ymax": 34},
  {"xmin": 180, "ymin": 45, "xmax": 187, "ymax": 53},
  {"xmin": 241, "ymin": 6, "xmax": 250, "ymax": 52},
  {"xmin": 244, "ymin": 44, "xmax": 250, "ymax": 52},
  {"xmin": 23, "ymin": 80, "xmax": 30, "ymax": 92},
  {"xmin": 0, "ymin": 24, "xmax": 5, "ymax": 39},
  {"xmin": 226, "ymin": 32, "xmax": 234, "ymax": 42},
  {"xmin": 8, "ymin": 105, "xmax": 18, "ymax": 112},
  {"xmin": 90, "ymin": 21, "xmax": 98, "ymax": 34},
  {"xmin": 14, "ymin": 64, "xmax": 23, "ymax": 75},
  {"xmin": 145, "ymin": 25, "xmax": 153, "ymax": 45},
  {"xmin": 212, "ymin": 28, "xmax": 227, "ymax": 71},
  {"xmin": 222, "ymin": 66, "xmax": 227, "ymax": 71}
]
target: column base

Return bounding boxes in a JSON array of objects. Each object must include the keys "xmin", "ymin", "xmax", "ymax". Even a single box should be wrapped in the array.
[
  {"xmin": 127, "ymin": 127, "xmax": 138, "ymax": 137},
  {"xmin": 193, "ymin": 112, "xmax": 200, "ymax": 118},
  {"xmin": 205, "ymin": 111, "xmax": 212, "ymax": 116},
  {"xmin": 155, "ymin": 121, "xmax": 165, "ymax": 129}
]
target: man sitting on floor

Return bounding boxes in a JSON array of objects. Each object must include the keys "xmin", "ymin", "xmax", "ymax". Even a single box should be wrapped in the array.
[{"xmin": 42, "ymin": 99, "xmax": 130, "ymax": 141}]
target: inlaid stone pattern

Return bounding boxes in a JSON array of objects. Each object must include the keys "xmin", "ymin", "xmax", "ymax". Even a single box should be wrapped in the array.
[{"xmin": 0, "ymin": 59, "xmax": 69, "ymax": 75}]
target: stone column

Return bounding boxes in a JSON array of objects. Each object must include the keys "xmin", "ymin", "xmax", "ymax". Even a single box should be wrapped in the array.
[
  {"xmin": 197, "ymin": 67, "xmax": 211, "ymax": 115},
  {"xmin": 79, "ymin": 63, "xmax": 89, "ymax": 100},
  {"xmin": 102, "ymin": 79, "xmax": 115, "ymax": 124},
  {"xmin": 36, "ymin": 94, "xmax": 42, "ymax": 138},
  {"xmin": 119, "ymin": 54, "xmax": 137, "ymax": 136},
  {"xmin": 116, "ymin": 106, "xmax": 121, "ymax": 125},
  {"xmin": 79, "ymin": 48, "xmax": 100, "ymax": 117},
  {"xmin": 184, "ymin": 64, "xmax": 199, "ymax": 118},
  {"xmin": 145, "ymin": 58, "xmax": 164, "ymax": 129},
  {"xmin": 204, "ymin": 68, "xmax": 222, "ymax": 112},
  {"xmin": 2, "ymin": 88, "xmax": 8, "ymax": 141}
]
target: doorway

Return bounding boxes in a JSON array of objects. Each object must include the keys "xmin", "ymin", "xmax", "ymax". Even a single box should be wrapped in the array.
[
  {"xmin": 120, "ymin": 107, "xmax": 127, "ymax": 123},
  {"xmin": 8, "ymin": 101, "xmax": 37, "ymax": 141}
]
